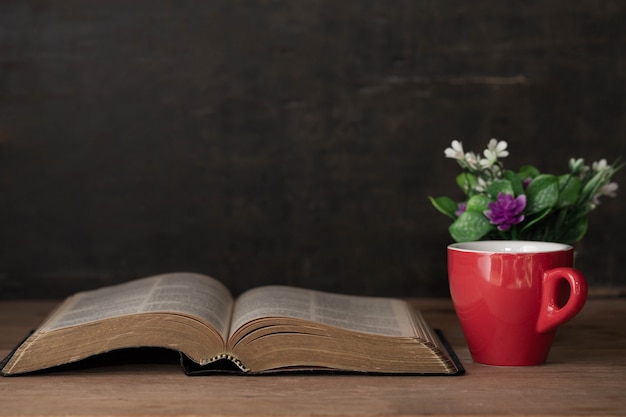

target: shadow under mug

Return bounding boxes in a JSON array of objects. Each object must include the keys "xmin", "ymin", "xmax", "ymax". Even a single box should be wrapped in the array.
[{"xmin": 448, "ymin": 240, "xmax": 588, "ymax": 366}]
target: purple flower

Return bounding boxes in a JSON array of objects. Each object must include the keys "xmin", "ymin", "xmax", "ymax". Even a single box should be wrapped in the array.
[
  {"xmin": 484, "ymin": 193, "xmax": 526, "ymax": 231},
  {"xmin": 455, "ymin": 202, "xmax": 467, "ymax": 217}
]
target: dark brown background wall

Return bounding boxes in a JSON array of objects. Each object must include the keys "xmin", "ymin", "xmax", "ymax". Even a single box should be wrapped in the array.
[{"xmin": 1, "ymin": 1, "xmax": 625, "ymax": 298}]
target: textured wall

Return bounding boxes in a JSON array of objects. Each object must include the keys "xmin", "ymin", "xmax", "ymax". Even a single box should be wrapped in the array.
[{"xmin": 1, "ymin": 1, "xmax": 625, "ymax": 298}]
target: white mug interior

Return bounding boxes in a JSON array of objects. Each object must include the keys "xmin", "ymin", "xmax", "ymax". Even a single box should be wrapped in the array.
[{"xmin": 449, "ymin": 240, "xmax": 573, "ymax": 254}]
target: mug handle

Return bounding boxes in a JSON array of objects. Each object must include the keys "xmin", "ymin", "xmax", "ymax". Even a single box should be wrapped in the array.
[{"xmin": 537, "ymin": 267, "xmax": 588, "ymax": 334}]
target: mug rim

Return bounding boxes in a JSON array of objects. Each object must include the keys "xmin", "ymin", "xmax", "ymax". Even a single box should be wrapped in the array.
[{"xmin": 448, "ymin": 240, "xmax": 573, "ymax": 254}]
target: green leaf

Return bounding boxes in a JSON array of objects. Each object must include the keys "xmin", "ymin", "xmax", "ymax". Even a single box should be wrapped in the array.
[
  {"xmin": 518, "ymin": 165, "xmax": 541, "ymax": 179},
  {"xmin": 456, "ymin": 172, "xmax": 477, "ymax": 195},
  {"xmin": 520, "ymin": 207, "xmax": 552, "ymax": 233},
  {"xmin": 428, "ymin": 196, "xmax": 458, "ymax": 219},
  {"xmin": 487, "ymin": 180, "xmax": 514, "ymax": 199},
  {"xmin": 525, "ymin": 174, "xmax": 559, "ymax": 214},
  {"xmin": 465, "ymin": 194, "xmax": 491, "ymax": 212},
  {"xmin": 449, "ymin": 211, "xmax": 495, "ymax": 242},
  {"xmin": 504, "ymin": 171, "xmax": 525, "ymax": 196},
  {"xmin": 580, "ymin": 170, "xmax": 609, "ymax": 202},
  {"xmin": 558, "ymin": 216, "xmax": 588, "ymax": 244},
  {"xmin": 557, "ymin": 174, "xmax": 582, "ymax": 208}
]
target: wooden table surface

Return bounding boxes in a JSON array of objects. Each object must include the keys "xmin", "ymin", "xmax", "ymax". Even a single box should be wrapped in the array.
[{"xmin": 1, "ymin": 298, "xmax": 625, "ymax": 417}]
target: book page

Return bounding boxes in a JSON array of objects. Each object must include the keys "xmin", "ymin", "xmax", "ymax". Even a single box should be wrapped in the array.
[
  {"xmin": 230, "ymin": 286, "xmax": 417, "ymax": 337},
  {"xmin": 39, "ymin": 273, "xmax": 234, "ymax": 339}
]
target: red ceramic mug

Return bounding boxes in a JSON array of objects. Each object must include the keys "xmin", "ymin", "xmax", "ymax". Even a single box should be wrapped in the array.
[{"xmin": 448, "ymin": 241, "xmax": 587, "ymax": 366}]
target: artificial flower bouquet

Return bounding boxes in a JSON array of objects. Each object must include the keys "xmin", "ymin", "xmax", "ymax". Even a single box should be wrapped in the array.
[{"xmin": 429, "ymin": 139, "xmax": 621, "ymax": 244}]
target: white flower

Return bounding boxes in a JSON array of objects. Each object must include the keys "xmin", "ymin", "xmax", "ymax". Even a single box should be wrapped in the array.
[
  {"xmin": 464, "ymin": 152, "xmax": 481, "ymax": 169},
  {"xmin": 489, "ymin": 164, "xmax": 503, "ymax": 177},
  {"xmin": 592, "ymin": 159, "xmax": 609, "ymax": 172},
  {"xmin": 482, "ymin": 139, "xmax": 509, "ymax": 164},
  {"xmin": 444, "ymin": 140, "xmax": 465, "ymax": 160},
  {"xmin": 602, "ymin": 182, "xmax": 619, "ymax": 197},
  {"xmin": 475, "ymin": 177, "xmax": 489, "ymax": 193},
  {"xmin": 592, "ymin": 182, "xmax": 619, "ymax": 205}
]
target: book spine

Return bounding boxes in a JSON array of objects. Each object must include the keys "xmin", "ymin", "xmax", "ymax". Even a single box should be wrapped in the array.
[{"xmin": 202, "ymin": 353, "xmax": 249, "ymax": 372}]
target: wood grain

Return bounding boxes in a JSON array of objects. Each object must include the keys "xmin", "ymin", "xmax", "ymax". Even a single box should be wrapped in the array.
[{"xmin": 1, "ymin": 298, "xmax": 624, "ymax": 416}]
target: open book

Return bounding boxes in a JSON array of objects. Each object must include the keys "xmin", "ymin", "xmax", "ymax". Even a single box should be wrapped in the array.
[{"xmin": 1, "ymin": 273, "xmax": 463, "ymax": 376}]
